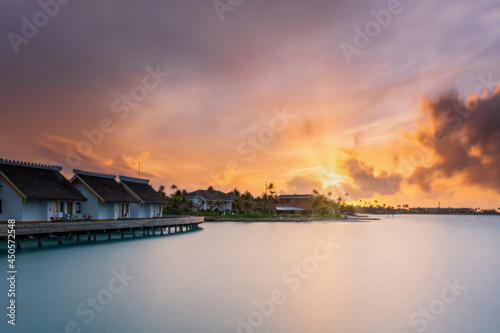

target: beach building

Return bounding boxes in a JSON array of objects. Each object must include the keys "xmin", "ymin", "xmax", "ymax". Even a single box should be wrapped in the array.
[
  {"xmin": 70, "ymin": 169, "xmax": 139, "ymax": 220},
  {"xmin": 119, "ymin": 175, "xmax": 168, "ymax": 218},
  {"xmin": 0, "ymin": 159, "xmax": 87, "ymax": 222},
  {"xmin": 185, "ymin": 190, "xmax": 233, "ymax": 212},
  {"xmin": 273, "ymin": 194, "xmax": 314, "ymax": 215}
]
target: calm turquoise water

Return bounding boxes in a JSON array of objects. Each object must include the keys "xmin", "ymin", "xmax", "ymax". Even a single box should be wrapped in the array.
[{"xmin": 1, "ymin": 215, "xmax": 500, "ymax": 333}]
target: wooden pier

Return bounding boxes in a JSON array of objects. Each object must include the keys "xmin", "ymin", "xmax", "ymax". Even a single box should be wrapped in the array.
[{"xmin": 0, "ymin": 216, "xmax": 204, "ymax": 249}]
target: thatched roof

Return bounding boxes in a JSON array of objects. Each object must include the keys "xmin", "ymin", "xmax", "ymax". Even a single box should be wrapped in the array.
[
  {"xmin": 0, "ymin": 160, "xmax": 87, "ymax": 201},
  {"xmin": 119, "ymin": 176, "xmax": 168, "ymax": 205},
  {"xmin": 186, "ymin": 190, "xmax": 233, "ymax": 201},
  {"xmin": 72, "ymin": 170, "xmax": 139, "ymax": 204}
]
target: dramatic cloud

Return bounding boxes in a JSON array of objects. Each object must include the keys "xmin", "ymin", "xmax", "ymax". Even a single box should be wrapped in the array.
[
  {"xmin": 285, "ymin": 175, "xmax": 324, "ymax": 194},
  {"xmin": 340, "ymin": 158, "xmax": 403, "ymax": 199},
  {"xmin": 408, "ymin": 86, "xmax": 500, "ymax": 193}
]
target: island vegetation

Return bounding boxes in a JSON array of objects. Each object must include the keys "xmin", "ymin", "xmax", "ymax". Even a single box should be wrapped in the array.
[{"xmin": 156, "ymin": 184, "xmax": 500, "ymax": 219}]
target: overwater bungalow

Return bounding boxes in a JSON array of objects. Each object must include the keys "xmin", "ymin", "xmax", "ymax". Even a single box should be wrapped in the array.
[
  {"xmin": 70, "ymin": 169, "xmax": 139, "ymax": 220},
  {"xmin": 119, "ymin": 175, "xmax": 167, "ymax": 218},
  {"xmin": 0, "ymin": 159, "xmax": 87, "ymax": 222}
]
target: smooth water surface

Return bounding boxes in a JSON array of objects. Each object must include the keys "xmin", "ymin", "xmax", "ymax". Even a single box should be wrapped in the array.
[{"xmin": 1, "ymin": 215, "xmax": 500, "ymax": 333}]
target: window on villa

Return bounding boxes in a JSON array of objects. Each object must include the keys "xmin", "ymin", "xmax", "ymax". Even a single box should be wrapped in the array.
[
  {"xmin": 0, "ymin": 199, "xmax": 2, "ymax": 214},
  {"xmin": 59, "ymin": 202, "xmax": 65, "ymax": 213},
  {"xmin": 76, "ymin": 202, "xmax": 81, "ymax": 213}
]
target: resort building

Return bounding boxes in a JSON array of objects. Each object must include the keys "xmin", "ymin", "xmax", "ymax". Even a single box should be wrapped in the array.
[
  {"xmin": 185, "ymin": 190, "xmax": 233, "ymax": 212},
  {"xmin": 70, "ymin": 169, "xmax": 139, "ymax": 220},
  {"xmin": 0, "ymin": 159, "xmax": 87, "ymax": 222},
  {"xmin": 273, "ymin": 194, "xmax": 314, "ymax": 215},
  {"xmin": 119, "ymin": 175, "xmax": 168, "ymax": 218}
]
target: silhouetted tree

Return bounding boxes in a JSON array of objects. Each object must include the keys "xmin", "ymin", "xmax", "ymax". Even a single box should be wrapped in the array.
[{"xmin": 157, "ymin": 185, "xmax": 167, "ymax": 199}]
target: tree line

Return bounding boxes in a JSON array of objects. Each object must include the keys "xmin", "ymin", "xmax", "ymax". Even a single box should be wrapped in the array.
[{"xmin": 156, "ymin": 184, "xmax": 358, "ymax": 217}]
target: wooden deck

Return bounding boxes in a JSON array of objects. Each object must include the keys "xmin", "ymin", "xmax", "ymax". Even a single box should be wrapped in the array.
[{"xmin": 0, "ymin": 216, "xmax": 204, "ymax": 248}]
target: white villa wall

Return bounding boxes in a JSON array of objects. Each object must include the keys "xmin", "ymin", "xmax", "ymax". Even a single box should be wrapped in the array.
[
  {"xmin": 187, "ymin": 196, "xmax": 232, "ymax": 211},
  {"xmin": 46, "ymin": 201, "xmax": 54, "ymax": 220},
  {"xmin": 0, "ymin": 178, "xmax": 23, "ymax": 221},
  {"xmin": 73, "ymin": 183, "xmax": 100, "ymax": 219},
  {"xmin": 103, "ymin": 203, "xmax": 116, "ymax": 220},
  {"xmin": 130, "ymin": 203, "xmax": 139, "ymax": 218},
  {"xmin": 154, "ymin": 204, "xmax": 163, "ymax": 217},
  {"xmin": 129, "ymin": 203, "xmax": 162, "ymax": 218},
  {"xmin": 186, "ymin": 197, "xmax": 204, "ymax": 210},
  {"xmin": 140, "ymin": 205, "xmax": 150, "ymax": 218},
  {"xmin": 22, "ymin": 200, "xmax": 47, "ymax": 221},
  {"xmin": 73, "ymin": 182, "xmax": 115, "ymax": 220}
]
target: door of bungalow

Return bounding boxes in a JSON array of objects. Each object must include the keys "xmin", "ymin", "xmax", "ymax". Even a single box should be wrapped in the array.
[{"xmin": 119, "ymin": 203, "xmax": 130, "ymax": 218}]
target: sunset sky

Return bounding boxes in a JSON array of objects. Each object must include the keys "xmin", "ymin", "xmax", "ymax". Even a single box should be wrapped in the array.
[{"xmin": 1, "ymin": 0, "xmax": 499, "ymax": 209}]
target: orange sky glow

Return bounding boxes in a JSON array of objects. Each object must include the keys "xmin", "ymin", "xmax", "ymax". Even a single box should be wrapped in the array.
[{"xmin": 2, "ymin": 1, "xmax": 500, "ymax": 209}]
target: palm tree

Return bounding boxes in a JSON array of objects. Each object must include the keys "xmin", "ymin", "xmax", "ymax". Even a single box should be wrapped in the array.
[
  {"xmin": 241, "ymin": 191, "xmax": 255, "ymax": 213},
  {"xmin": 267, "ymin": 182, "xmax": 277, "ymax": 195},
  {"xmin": 312, "ymin": 192, "xmax": 339, "ymax": 216},
  {"xmin": 157, "ymin": 185, "xmax": 167, "ymax": 198},
  {"xmin": 170, "ymin": 184, "xmax": 178, "ymax": 193},
  {"xmin": 345, "ymin": 192, "xmax": 349, "ymax": 202},
  {"xmin": 232, "ymin": 194, "xmax": 242, "ymax": 214},
  {"xmin": 214, "ymin": 200, "xmax": 226, "ymax": 215},
  {"xmin": 207, "ymin": 185, "xmax": 215, "ymax": 191}
]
